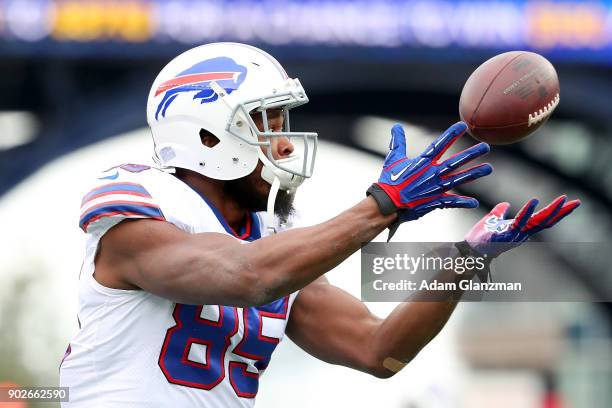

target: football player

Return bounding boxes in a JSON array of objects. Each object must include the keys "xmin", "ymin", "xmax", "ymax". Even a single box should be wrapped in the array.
[{"xmin": 59, "ymin": 43, "xmax": 579, "ymax": 407}]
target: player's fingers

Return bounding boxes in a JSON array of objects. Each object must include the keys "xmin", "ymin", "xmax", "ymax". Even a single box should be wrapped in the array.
[
  {"xmin": 512, "ymin": 198, "xmax": 539, "ymax": 230},
  {"xmin": 440, "ymin": 163, "xmax": 493, "ymax": 190},
  {"xmin": 523, "ymin": 195, "xmax": 567, "ymax": 232},
  {"xmin": 411, "ymin": 198, "xmax": 445, "ymax": 214},
  {"xmin": 410, "ymin": 194, "xmax": 479, "ymax": 217},
  {"xmin": 424, "ymin": 122, "xmax": 468, "ymax": 162},
  {"xmin": 545, "ymin": 198, "xmax": 581, "ymax": 228},
  {"xmin": 439, "ymin": 194, "xmax": 480, "ymax": 209},
  {"xmin": 490, "ymin": 202, "xmax": 511, "ymax": 219},
  {"xmin": 438, "ymin": 142, "xmax": 490, "ymax": 173},
  {"xmin": 384, "ymin": 124, "xmax": 408, "ymax": 165}
]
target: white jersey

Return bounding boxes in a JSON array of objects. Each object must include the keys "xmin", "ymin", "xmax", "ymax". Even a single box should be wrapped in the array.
[{"xmin": 60, "ymin": 164, "xmax": 298, "ymax": 407}]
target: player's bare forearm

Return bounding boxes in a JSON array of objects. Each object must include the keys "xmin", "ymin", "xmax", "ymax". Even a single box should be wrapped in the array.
[
  {"xmin": 217, "ymin": 196, "xmax": 396, "ymax": 305},
  {"xmin": 288, "ymin": 246, "xmax": 473, "ymax": 378},
  {"xmin": 368, "ymin": 279, "xmax": 465, "ymax": 377},
  {"xmin": 371, "ymin": 301, "xmax": 459, "ymax": 376},
  {"xmin": 372, "ymin": 248, "xmax": 477, "ymax": 375}
]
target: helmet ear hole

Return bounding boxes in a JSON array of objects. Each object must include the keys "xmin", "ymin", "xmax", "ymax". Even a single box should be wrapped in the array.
[{"xmin": 199, "ymin": 128, "xmax": 220, "ymax": 148}]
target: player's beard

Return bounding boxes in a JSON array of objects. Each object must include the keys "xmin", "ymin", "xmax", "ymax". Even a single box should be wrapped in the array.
[{"xmin": 224, "ymin": 175, "xmax": 295, "ymax": 224}]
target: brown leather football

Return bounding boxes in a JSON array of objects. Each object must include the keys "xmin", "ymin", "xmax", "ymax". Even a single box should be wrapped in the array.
[{"xmin": 459, "ymin": 51, "xmax": 560, "ymax": 145}]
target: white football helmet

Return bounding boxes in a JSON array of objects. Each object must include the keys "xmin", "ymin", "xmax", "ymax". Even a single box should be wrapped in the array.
[{"xmin": 146, "ymin": 42, "xmax": 317, "ymax": 195}]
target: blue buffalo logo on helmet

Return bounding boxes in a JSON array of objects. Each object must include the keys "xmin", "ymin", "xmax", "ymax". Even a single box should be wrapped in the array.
[{"xmin": 155, "ymin": 57, "xmax": 247, "ymax": 120}]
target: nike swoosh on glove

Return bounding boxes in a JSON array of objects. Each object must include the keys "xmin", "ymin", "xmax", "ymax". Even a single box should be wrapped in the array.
[
  {"xmin": 464, "ymin": 195, "xmax": 581, "ymax": 258},
  {"xmin": 367, "ymin": 122, "xmax": 493, "ymax": 239}
]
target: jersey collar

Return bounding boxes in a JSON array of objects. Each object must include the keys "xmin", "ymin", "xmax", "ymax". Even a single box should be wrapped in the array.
[{"xmin": 185, "ymin": 183, "xmax": 261, "ymax": 241}]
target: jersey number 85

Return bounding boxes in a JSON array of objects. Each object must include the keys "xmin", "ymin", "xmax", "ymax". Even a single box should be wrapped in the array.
[{"xmin": 158, "ymin": 297, "xmax": 288, "ymax": 398}]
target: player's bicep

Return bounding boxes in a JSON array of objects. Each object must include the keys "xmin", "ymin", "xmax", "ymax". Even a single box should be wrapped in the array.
[
  {"xmin": 95, "ymin": 218, "xmax": 250, "ymax": 305},
  {"xmin": 286, "ymin": 276, "xmax": 382, "ymax": 374}
]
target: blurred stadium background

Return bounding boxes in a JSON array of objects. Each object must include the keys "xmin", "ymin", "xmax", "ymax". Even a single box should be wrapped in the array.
[{"xmin": 0, "ymin": 0, "xmax": 611, "ymax": 407}]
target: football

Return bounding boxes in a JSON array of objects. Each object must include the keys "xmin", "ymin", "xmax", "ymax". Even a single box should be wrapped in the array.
[{"xmin": 459, "ymin": 51, "xmax": 560, "ymax": 145}]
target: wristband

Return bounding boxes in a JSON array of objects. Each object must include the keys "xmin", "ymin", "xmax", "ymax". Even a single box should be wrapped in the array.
[
  {"xmin": 454, "ymin": 240, "xmax": 492, "ymax": 283},
  {"xmin": 366, "ymin": 184, "xmax": 397, "ymax": 216}
]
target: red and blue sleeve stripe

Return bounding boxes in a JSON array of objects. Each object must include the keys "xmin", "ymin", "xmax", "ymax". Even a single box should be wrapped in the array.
[
  {"xmin": 80, "ymin": 183, "xmax": 165, "ymax": 232},
  {"xmin": 81, "ymin": 182, "xmax": 151, "ymax": 206}
]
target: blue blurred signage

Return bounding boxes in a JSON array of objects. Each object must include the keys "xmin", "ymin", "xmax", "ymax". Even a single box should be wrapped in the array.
[{"xmin": 0, "ymin": 0, "xmax": 610, "ymax": 63}]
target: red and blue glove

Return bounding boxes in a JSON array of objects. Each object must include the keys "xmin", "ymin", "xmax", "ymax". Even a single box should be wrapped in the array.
[
  {"xmin": 368, "ymin": 122, "xmax": 493, "ymax": 238},
  {"xmin": 463, "ymin": 195, "xmax": 581, "ymax": 258}
]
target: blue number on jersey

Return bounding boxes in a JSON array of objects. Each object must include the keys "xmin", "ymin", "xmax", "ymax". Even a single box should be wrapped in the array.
[
  {"xmin": 158, "ymin": 297, "xmax": 289, "ymax": 398},
  {"xmin": 230, "ymin": 297, "xmax": 288, "ymax": 397},
  {"xmin": 159, "ymin": 305, "xmax": 238, "ymax": 389}
]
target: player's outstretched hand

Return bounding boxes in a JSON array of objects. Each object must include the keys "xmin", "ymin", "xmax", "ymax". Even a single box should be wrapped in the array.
[
  {"xmin": 368, "ymin": 122, "xmax": 493, "ymax": 227},
  {"xmin": 464, "ymin": 195, "xmax": 581, "ymax": 258}
]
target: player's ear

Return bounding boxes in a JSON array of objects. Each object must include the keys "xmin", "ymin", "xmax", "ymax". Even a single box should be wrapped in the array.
[{"xmin": 200, "ymin": 129, "xmax": 220, "ymax": 148}]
